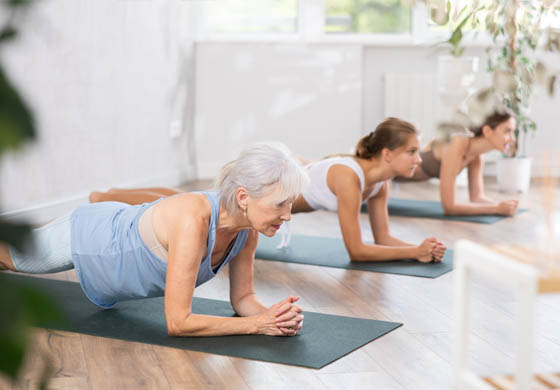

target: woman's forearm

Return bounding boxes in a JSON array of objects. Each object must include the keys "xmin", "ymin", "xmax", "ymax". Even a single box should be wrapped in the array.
[
  {"xmin": 349, "ymin": 243, "xmax": 418, "ymax": 262},
  {"xmin": 231, "ymin": 293, "xmax": 268, "ymax": 317},
  {"xmin": 442, "ymin": 201, "xmax": 498, "ymax": 215},
  {"xmin": 470, "ymin": 195, "xmax": 494, "ymax": 203},
  {"xmin": 166, "ymin": 313, "xmax": 258, "ymax": 337},
  {"xmin": 374, "ymin": 234, "xmax": 415, "ymax": 247}
]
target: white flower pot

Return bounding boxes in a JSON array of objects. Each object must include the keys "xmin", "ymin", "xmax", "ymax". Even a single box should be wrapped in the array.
[{"xmin": 496, "ymin": 157, "xmax": 532, "ymax": 193}]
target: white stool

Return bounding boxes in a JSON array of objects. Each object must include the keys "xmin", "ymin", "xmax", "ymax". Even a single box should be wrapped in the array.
[{"xmin": 453, "ymin": 240, "xmax": 560, "ymax": 390}]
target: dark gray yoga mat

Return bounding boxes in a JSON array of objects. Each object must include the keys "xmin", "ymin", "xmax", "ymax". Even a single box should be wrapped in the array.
[
  {"xmin": 361, "ymin": 198, "xmax": 527, "ymax": 224},
  {"xmin": 8, "ymin": 274, "xmax": 401, "ymax": 369},
  {"xmin": 256, "ymin": 234, "xmax": 453, "ymax": 278}
]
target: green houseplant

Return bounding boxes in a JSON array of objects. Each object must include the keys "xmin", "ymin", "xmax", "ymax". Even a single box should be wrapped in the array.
[
  {"xmin": 0, "ymin": 0, "xmax": 64, "ymax": 388},
  {"xmin": 484, "ymin": 0, "xmax": 559, "ymax": 192},
  {"xmin": 421, "ymin": 0, "xmax": 560, "ymax": 191}
]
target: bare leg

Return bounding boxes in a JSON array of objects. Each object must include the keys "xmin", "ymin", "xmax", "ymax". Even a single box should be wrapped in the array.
[
  {"xmin": 0, "ymin": 243, "xmax": 17, "ymax": 271},
  {"xmin": 89, "ymin": 190, "xmax": 178, "ymax": 205},
  {"xmin": 107, "ymin": 187, "xmax": 181, "ymax": 196}
]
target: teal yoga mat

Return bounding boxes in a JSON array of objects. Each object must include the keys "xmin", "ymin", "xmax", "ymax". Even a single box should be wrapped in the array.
[
  {"xmin": 6, "ymin": 274, "xmax": 401, "ymax": 369},
  {"xmin": 361, "ymin": 198, "xmax": 527, "ymax": 224},
  {"xmin": 256, "ymin": 234, "xmax": 453, "ymax": 278}
]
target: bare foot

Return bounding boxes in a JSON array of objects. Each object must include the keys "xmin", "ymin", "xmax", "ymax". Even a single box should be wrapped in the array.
[
  {"xmin": 89, "ymin": 191, "xmax": 106, "ymax": 203},
  {"xmin": 0, "ymin": 243, "xmax": 17, "ymax": 271}
]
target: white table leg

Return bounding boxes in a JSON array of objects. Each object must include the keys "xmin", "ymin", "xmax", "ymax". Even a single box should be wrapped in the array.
[
  {"xmin": 453, "ymin": 254, "xmax": 471, "ymax": 390},
  {"xmin": 515, "ymin": 279, "xmax": 537, "ymax": 390}
]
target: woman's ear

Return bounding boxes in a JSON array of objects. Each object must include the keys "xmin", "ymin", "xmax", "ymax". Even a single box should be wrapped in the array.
[
  {"xmin": 236, "ymin": 187, "xmax": 249, "ymax": 212},
  {"xmin": 381, "ymin": 148, "xmax": 392, "ymax": 163},
  {"xmin": 481, "ymin": 124, "xmax": 493, "ymax": 138}
]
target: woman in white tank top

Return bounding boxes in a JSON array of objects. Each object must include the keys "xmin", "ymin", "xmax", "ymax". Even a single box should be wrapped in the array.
[{"xmin": 90, "ymin": 118, "xmax": 447, "ymax": 263}]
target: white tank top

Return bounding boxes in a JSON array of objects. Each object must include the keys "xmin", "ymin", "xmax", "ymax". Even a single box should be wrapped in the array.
[{"xmin": 301, "ymin": 156, "xmax": 384, "ymax": 212}]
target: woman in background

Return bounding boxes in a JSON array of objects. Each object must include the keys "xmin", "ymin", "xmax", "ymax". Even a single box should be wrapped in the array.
[{"xmin": 402, "ymin": 109, "xmax": 519, "ymax": 216}]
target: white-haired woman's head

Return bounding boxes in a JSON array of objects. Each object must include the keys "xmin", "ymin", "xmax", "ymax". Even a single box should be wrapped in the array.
[{"xmin": 215, "ymin": 142, "xmax": 308, "ymax": 236}]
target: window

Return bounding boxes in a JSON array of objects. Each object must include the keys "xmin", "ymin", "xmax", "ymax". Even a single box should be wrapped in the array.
[
  {"xmin": 325, "ymin": 0, "xmax": 411, "ymax": 34},
  {"xmin": 426, "ymin": 0, "xmax": 491, "ymax": 34},
  {"xmin": 204, "ymin": 0, "xmax": 298, "ymax": 34}
]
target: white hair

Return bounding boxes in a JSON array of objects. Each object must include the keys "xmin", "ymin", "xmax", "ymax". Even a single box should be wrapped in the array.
[{"xmin": 215, "ymin": 142, "xmax": 309, "ymax": 216}]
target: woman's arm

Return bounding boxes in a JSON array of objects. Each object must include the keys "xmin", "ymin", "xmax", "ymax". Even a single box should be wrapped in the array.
[
  {"xmin": 367, "ymin": 183, "xmax": 414, "ymax": 247},
  {"xmin": 467, "ymin": 155, "xmax": 494, "ymax": 203},
  {"xmin": 366, "ymin": 182, "xmax": 446, "ymax": 262},
  {"xmin": 330, "ymin": 167, "xmax": 440, "ymax": 262},
  {"xmin": 440, "ymin": 139, "xmax": 517, "ymax": 216},
  {"xmin": 229, "ymin": 230, "xmax": 303, "ymax": 335},
  {"xmin": 162, "ymin": 199, "xmax": 295, "ymax": 337}
]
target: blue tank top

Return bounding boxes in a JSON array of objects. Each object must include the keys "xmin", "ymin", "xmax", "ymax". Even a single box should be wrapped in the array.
[{"xmin": 70, "ymin": 191, "xmax": 248, "ymax": 308}]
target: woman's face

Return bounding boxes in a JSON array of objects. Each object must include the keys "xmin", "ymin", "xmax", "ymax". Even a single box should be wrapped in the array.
[
  {"xmin": 245, "ymin": 184, "xmax": 292, "ymax": 237},
  {"xmin": 388, "ymin": 134, "xmax": 422, "ymax": 177},
  {"xmin": 485, "ymin": 117, "xmax": 516, "ymax": 153}
]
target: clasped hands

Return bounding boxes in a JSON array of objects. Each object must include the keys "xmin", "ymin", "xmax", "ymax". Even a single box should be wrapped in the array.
[{"xmin": 255, "ymin": 296, "xmax": 303, "ymax": 336}]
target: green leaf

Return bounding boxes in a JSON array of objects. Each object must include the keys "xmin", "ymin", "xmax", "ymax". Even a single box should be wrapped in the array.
[
  {"xmin": 0, "ymin": 26, "xmax": 17, "ymax": 42},
  {"xmin": 6, "ymin": 0, "xmax": 34, "ymax": 7},
  {"xmin": 21, "ymin": 285, "xmax": 66, "ymax": 327},
  {"xmin": 0, "ymin": 220, "xmax": 32, "ymax": 252},
  {"xmin": 448, "ymin": 27, "xmax": 463, "ymax": 47},
  {"xmin": 0, "ymin": 274, "xmax": 66, "ymax": 380},
  {"xmin": 0, "ymin": 316, "xmax": 27, "ymax": 379},
  {"xmin": 0, "ymin": 64, "xmax": 36, "ymax": 153}
]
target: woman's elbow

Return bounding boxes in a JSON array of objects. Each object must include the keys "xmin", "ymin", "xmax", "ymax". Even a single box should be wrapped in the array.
[
  {"xmin": 167, "ymin": 321, "xmax": 180, "ymax": 336},
  {"xmin": 441, "ymin": 203, "xmax": 456, "ymax": 215},
  {"xmin": 166, "ymin": 313, "xmax": 191, "ymax": 336},
  {"xmin": 348, "ymin": 246, "xmax": 368, "ymax": 262}
]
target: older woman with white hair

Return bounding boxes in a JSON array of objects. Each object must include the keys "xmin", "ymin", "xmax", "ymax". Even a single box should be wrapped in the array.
[{"xmin": 0, "ymin": 143, "xmax": 308, "ymax": 337}]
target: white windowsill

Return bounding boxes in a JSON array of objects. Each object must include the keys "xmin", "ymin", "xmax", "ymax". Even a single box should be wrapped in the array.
[{"xmin": 194, "ymin": 32, "xmax": 494, "ymax": 48}]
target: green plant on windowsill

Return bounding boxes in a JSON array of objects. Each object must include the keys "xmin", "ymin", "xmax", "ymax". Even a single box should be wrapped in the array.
[{"xmin": 0, "ymin": 1, "xmax": 65, "ymax": 388}]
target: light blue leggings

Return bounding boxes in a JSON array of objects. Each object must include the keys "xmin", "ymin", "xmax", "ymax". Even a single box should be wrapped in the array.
[{"xmin": 10, "ymin": 212, "xmax": 74, "ymax": 274}]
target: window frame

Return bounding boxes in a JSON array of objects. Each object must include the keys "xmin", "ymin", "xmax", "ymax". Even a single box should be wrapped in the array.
[{"xmin": 193, "ymin": 0, "xmax": 494, "ymax": 47}]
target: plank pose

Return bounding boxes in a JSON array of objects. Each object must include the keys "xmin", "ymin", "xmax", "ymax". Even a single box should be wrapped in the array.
[
  {"xmin": 401, "ymin": 109, "xmax": 519, "ymax": 216},
  {"xmin": 1, "ymin": 143, "xmax": 307, "ymax": 337},
  {"xmin": 90, "ymin": 118, "xmax": 447, "ymax": 263}
]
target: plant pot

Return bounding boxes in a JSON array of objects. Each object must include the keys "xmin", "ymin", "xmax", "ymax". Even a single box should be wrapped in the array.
[
  {"xmin": 496, "ymin": 157, "xmax": 532, "ymax": 193},
  {"xmin": 437, "ymin": 55, "xmax": 480, "ymax": 111}
]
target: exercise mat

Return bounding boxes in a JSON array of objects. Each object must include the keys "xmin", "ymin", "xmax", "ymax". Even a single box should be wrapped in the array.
[
  {"xmin": 5, "ymin": 274, "xmax": 402, "ymax": 369},
  {"xmin": 360, "ymin": 198, "xmax": 527, "ymax": 224},
  {"xmin": 256, "ymin": 234, "xmax": 453, "ymax": 278}
]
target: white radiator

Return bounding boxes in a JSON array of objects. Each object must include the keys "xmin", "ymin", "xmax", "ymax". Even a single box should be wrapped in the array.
[{"xmin": 384, "ymin": 72, "xmax": 444, "ymax": 147}]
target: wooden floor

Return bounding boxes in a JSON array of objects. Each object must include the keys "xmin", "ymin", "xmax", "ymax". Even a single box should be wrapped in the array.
[{"xmin": 2, "ymin": 178, "xmax": 560, "ymax": 390}]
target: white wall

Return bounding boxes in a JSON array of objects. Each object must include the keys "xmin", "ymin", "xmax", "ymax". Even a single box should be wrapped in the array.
[
  {"xmin": 194, "ymin": 42, "xmax": 363, "ymax": 178},
  {"xmin": 0, "ymin": 0, "xmax": 200, "ymax": 223},
  {"xmin": 194, "ymin": 42, "xmax": 560, "ymax": 178}
]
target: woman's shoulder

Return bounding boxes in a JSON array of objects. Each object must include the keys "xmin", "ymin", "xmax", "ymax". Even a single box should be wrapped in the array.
[
  {"xmin": 156, "ymin": 192, "xmax": 211, "ymax": 223},
  {"xmin": 441, "ymin": 134, "xmax": 471, "ymax": 153}
]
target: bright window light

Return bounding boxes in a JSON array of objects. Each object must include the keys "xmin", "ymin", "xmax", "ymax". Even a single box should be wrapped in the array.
[
  {"xmin": 324, "ymin": 0, "xmax": 411, "ymax": 34},
  {"xmin": 204, "ymin": 0, "xmax": 298, "ymax": 34}
]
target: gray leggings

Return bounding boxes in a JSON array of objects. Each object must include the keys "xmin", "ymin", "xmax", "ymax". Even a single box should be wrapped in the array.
[{"xmin": 10, "ymin": 212, "xmax": 74, "ymax": 274}]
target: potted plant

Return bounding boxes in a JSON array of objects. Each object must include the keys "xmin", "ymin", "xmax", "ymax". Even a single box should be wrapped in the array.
[
  {"xmin": 485, "ymin": 0, "xmax": 559, "ymax": 192},
  {"xmin": 422, "ymin": 0, "xmax": 559, "ymax": 193}
]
